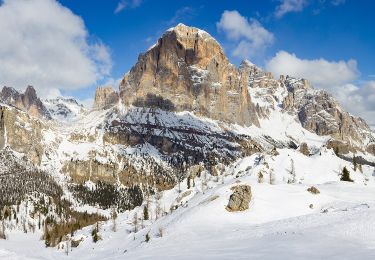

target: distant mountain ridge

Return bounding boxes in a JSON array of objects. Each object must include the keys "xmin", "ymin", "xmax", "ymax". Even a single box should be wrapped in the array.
[{"xmin": 0, "ymin": 85, "xmax": 51, "ymax": 119}]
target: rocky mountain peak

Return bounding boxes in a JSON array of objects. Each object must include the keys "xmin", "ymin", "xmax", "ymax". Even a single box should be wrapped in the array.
[
  {"xmin": 0, "ymin": 86, "xmax": 51, "ymax": 119},
  {"xmin": 0, "ymin": 86, "xmax": 19, "ymax": 102},
  {"xmin": 119, "ymin": 24, "xmax": 259, "ymax": 126},
  {"xmin": 25, "ymin": 85, "xmax": 37, "ymax": 99},
  {"xmin": 161, "ymin": 23, "xmax": 226, "ymax": 69}
]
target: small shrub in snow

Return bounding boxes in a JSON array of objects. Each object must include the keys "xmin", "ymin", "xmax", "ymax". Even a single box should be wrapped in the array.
[
  {"xmin": 92, "ymin": 224, "xmax": 100, "ymax": 243},
  {"xmin": 353, "ymin": 156, "xmax": 358, "ymax": 171},
  {"xmin": 145, "ymin": 233, "xmax": 150, "ymax": 243},
  {"xmin": 258, "ymin": 172, "xmax": 264, "ymax": 183},
  {"xmin": 340, "ymin": 167, "xmax": 353, "ymax": 182}
]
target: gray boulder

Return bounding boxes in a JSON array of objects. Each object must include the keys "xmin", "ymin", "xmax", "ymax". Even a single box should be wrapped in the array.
[{"xmin": 226, "ymin": 185, "xmax": 252, "ymax": 212}]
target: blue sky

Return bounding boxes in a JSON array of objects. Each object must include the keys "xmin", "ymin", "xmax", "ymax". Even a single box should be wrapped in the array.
[
  {"xmin": 0, "ymin": 0, "xmax": 374, "ymax": 124},
  {"xmin": 60, "ymin": 0, "xmax": 375, "ymax": 77}
]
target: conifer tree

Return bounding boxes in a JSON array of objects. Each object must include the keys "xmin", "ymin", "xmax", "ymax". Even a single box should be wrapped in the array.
[
  {"xmin": 143, "ymin": 206, "xmax": 149, "ymax": 221},
  {"xmin": 145, "ymin": 233, "xmax": 150, "ymax": 242},
  {"xmin": 353, "ymin": 156, "xmax": 358, "ymax": 171},
  {"xmin": 341, "ymin": 166, "xmax": 353, "ymax": 182}
]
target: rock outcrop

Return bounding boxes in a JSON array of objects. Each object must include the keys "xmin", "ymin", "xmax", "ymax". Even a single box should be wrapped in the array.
[
  {"xmin": 119, "ymin": 24, "xmax": 259, "ymax": 126},
  {"xmin": 299, "ymin": 142, "xmax": 309, "ymax": 156},
  {"xmin": 246, "ymin": 66, "xmax": 373, "ymax": 147},
  {"xmin": 282, "ymin": 77, "xmax": 371, "ymax": 144},
  {"xmin": 0, "ymin": 86, "xmax": 51, "ymax": 119},
  {"xmin": 226, "ymin": 184, "xmax": 252, "ymax": 212},
  {"xmin": 0, "ymin": 105, "xmax": 44, "ymax": 164},
  {"xmin": 307, "ymin": 186, "xmax": 320, "ymax": 194},
  {"xmin": 93, "ymin": 86, "xmax": 119, "ymax": 110}
]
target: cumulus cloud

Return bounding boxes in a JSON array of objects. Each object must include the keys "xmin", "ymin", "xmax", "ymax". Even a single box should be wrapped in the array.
[
  {"xmin": 217, "ymin": 10, "xmax": 274, "ymax": 59},
  {"xmin": 0, "ymin": 0, "xmax": 112, "ymax": 98},
  {"xmin": 114, "ymin": 0, "xmax": 142, "ymax": 14},
  {"xmin": 275, "ymin": 0, "xmax": 308, "ymax": 18},
  {"xmin": 266, "ymin": 50, "xmax": 375, "ymax": 126},
  {"xmin": 266, "ymin": 51, "xmax": 359, "ymax": 89},
  {"xmin": 335, "ymin": 81, "xmax": 375, "ymax": 126}
]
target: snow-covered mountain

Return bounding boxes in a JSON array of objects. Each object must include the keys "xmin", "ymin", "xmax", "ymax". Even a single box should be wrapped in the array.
[
  {"xmin": 1, "ymin": 24, "xmax": 375, "ymax": 259},
  {"xmin": 43, "ymin": 97, "xmax": 87, "ymax": 122}
]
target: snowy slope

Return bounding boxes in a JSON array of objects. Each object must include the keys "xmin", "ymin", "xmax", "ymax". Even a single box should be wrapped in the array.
[
  {"xmin": 43, "ymin": 97, "xmax": 87, "ymax": 122},
  {"xmin": 1, "ymin": 145, "xmax": 375, "ymax": 259}
]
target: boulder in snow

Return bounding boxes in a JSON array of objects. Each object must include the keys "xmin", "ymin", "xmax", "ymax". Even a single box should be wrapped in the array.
[
  {"xmin": 307, "ymin": 186, "xmax": 320, "ymax": 194},
  {"xmin": 226, "ymin": 184, "xmax": 252, "ymax": 212}
]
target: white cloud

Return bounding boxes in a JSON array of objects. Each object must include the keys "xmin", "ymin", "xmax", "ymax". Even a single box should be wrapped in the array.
[
  {"xmin": 266, "ymin": 50, "xmax": 375, "ymax": 125},
  {"xmin": 0, "ymin": 0, "xmax": 112, "ymax": 98},
  {"xmin": 275, "ymin": 0, "xmax": 308, "ymax": 18},
  {"xmin": 266, "ymin": 51, "xmax": 358, "ymax": 89},
  {"xmin": 217, "ymin": 10, "xmax": 274, "ymax": 59},
  {"xmin": 114, "ymin": 0, "xmax": 142, "ymax": 14},
  {"xmin": 335, "ymin": 81, "xmax": 375, "ymax": 125}
]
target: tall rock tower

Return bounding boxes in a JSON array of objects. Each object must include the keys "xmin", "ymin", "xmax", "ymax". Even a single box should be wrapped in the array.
[{"xmin": 119, "ymin": 24, "xmax": 259, "ymax": 126}]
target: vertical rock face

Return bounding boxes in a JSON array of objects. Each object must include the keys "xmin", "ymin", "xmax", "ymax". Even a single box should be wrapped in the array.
[
  {"xmin": 0, "ymin": 105, "xmax": 44, "ymax": 164},
  {"xmin": 0, "ymin": 86, "xmax": 51, "ymax": 119},
  {"xmin": 93, "ymin": 86, "xmax": 119, "ymax": 109},
  {"xmin": 119, "ymin": 24, "xmax": 259, "ymax": 126}
]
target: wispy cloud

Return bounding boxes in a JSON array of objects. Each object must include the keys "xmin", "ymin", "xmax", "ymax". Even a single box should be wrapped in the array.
[
  {"xmin": 114, "ymin": 0, "xmax": 142, "ymax": 14},
  {"xmin": 167, "ymin": 6, "xmax": 197, "ymax": 25},
  {"xmin": 331, "ymin": 0, "xmax": 346, "ymax": 6},
  {"xmin": 217, "ymin": 10, "xmax": 274, "ymax": 59},
  {"xmin": 275, "ymin": 0, "xmax": 308, "ymax": 18},
  {"xmin": 274, "ymin": 0, "xmax": 346, "ymax": 18}
]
